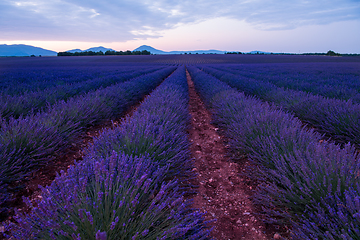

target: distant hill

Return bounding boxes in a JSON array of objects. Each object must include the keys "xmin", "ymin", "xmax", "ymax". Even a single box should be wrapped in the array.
[
  {"xmin": 66, "ymin": 49, "xmax": 83, "ymax": 53},
  {"xmin": 0, "ymin": 43, "xmax": 286, "ymax": 57},
  {"xmin": 133, "ymin": 45, "xmax": 167, "ymax": 54},
  {"xmin": 84, "ymin": 46, "xmax": 115, "ymax": 52},
  {"xmin": 0, "ymin": 44, "xmax": 57, "ymax": 56},
  {"xmin": 65, "ymin": 46, "xmax": 115, "ymax": 53},
  {"xmin": 133, "ymin": 45, "xmax": 226, "ymax": 55}
]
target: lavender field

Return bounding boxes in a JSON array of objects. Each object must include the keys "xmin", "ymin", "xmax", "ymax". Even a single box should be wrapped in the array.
[{"xmin": 1, "ymin": 54, "xmax": 360, "ymax": 239}]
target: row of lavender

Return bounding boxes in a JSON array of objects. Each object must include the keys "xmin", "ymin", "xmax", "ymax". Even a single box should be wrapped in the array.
[
  {"xmin": 5, "ymin": 66, "xmax": 211, "ymax": 239},
  {"xmin": 0, "ymin": 67, "xmax": 176, "ymax": 217},
  {"xmin": 0, "ymin": 67, "xmax": 118, "ymax": 96},
  {"xmin": 210, "ymin": 63, "xmax": 360, "ymax": 103},
  {"xmin": 188, "ymin": 66, "xmax": 360, "ymax": 239},
  {"xmin": 0, "ymin": 65, "xmax": 158, "ymax": 96},
  {"xmin": 200, "ymin": 66, "xmax": 360, "ymax": 148},
  {"xmin": 0, "ymin": 66, "xmax": 162, "ymax": 119}
]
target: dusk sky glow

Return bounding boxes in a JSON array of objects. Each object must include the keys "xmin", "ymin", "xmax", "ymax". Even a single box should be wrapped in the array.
[{"xmin": 1, "ymin": 0, "xmax": 360, "ymax": 53}]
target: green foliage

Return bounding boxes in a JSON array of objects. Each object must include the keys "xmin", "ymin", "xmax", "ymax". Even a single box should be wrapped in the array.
[
  {"xmin": 58, "ymin": 50, "xmax": 151, "ymax": 56},
  {"xmin": 326, "ymin": 50, "xmax": 341, "ymax": 56}
]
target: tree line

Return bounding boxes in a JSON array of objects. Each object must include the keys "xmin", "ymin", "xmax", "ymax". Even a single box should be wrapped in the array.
[{"xmin": 58, "ymin": 50, "xmax": 151, "ymax": 56}]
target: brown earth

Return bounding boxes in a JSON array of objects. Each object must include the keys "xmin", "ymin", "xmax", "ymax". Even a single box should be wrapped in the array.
[{"xmin": 186, "ymin": 70, "xmax": 279, "ymax": 240}]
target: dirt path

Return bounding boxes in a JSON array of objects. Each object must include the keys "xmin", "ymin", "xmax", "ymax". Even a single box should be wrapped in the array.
[{"xmin": 186, "ymin": 70, "xmax": 271, "ymax": 240}]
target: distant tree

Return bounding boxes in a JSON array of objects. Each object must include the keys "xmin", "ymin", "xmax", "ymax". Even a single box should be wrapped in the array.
[
  {"xmin": 225, "ymin": 52, "xmax": 242, "ymax": 54},
  {"xmin": 58, "ymin": 52, "xmax": 73, "ymax": 56},
  {"xmin": 105, "ymin": 50, "xmax": 116, "ymax": 55},
  {"xmin": 326, "ymin": 50, "xmax": 341, "ymax": 56},
  {"xmin": 59, "ymin": 49, "xmax": 151, "ymax": 56},
  {"xmin": 141, "ymin": 50, "xmax": 151, "ymax": 55}
]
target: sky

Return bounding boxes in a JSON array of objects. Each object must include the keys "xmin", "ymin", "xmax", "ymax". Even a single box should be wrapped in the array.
[{"xmin": 0, "ymin": 0, "xmax": 360, "ymax": 53}]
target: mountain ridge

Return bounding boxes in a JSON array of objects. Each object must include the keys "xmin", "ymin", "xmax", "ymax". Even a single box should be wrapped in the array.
[
  {"xmin": 0, "ymin": 43, "xmax": 272, "ymax": 56},
  {"xmin": 0, "ymin": 44, "xmax": 57, "ymax": 56},
  {"xmin": 133, "ymin": 45, "xmax": 227, "ymax": 54},
  {"xmin": 67, "ymin": 46, "xmax": 115, "ymax": 53}
]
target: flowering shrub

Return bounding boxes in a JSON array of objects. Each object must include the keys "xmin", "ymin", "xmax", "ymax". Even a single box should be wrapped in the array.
[
  {"xmin": 0, "ymin": 66, "xmax": 162, "ymax": 119},
  {"xmin": 6, "ymin": 152, "xmax": 208, "ymax": 239},
  {"xmin": 202, "ymin": 66, "xmax": 360, "ymax": 148},
  {"xmin": 0, "ymin": 67, "xmax": 176, "ymax": 214},
  {"xmin": 211, "ymin": 63, "xmax": 360, "ymax": 103},
  {"xmin": 0, "ymin": 65, "xmax": 160, "ymax": 96},
  {"xmin": 188, "ymin": 66, "xmax": 360, "ymax": 239},
  {"xmin": 92, "ymin": 66, "xmax": 193, "ymax": 183},
  {"xmin": 6, "ymin": 66, "xmax": 211, "ymax": 239},
  {"xmin": 0, "ymin": 182, "xmax": 10, "ymax": 216}
]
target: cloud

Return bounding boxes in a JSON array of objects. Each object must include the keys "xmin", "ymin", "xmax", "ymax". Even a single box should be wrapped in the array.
[{"xmin": 0, "ymin": 0, "xmax": 359, "ymax": 42}]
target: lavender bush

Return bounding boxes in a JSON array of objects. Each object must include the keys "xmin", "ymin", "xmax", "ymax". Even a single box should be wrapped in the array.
[
  {"xmin": 0, "ymin": 65, "xmax": 160, "ymax": 96},
  {"xmin": 6, "ymin": 152, "xmax": 209, "ymax": 240},
  {"xmin": 211, "ymin": 91, "xmax": 323, "ymax": 172},
  {"xmin": 211, "ymin": 63, "xmax": 360, "ymax": 103},
  {"xmin": 202, "ymin": 66, "xmax": 360, "ymax": 148},
  {"xmin": 292, "ymin": 188, "xmax": 360, "ymax": 239},
  {"xmin": 0, "ymin": 182, "xmax": 10, "ymax": 217},
  {"xmin": 188, "ymin": 66, "xmax": 360, "ymax": 239},
  {"xmin": 0, "ymin": 66, "xmax": 162, "ymax": 119},
  {"xmin": 6, "ymin": 66, "xmax": 211, "ymax": 239},
  {"xmin": 0, "ymin": 67, "xmax": 176, "ymax": 215},
  {"xmin": 0, "ymin": 115, "xmax": 78, "ymax": 183},
  {"xmin": 92, "ymin": 66, "xmax": 194, "ymax": 183}
]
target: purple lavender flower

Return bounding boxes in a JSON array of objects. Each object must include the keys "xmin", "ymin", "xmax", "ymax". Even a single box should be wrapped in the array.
[
  {"xmin": 95, "ymin": 230, "xmax": 107, "ymax": 240},
  {"xmin": 72, "ymin": 233, "xmax": 81, "ymax": 240},
  {"xmin": 110, "ymin": 217, "xmax": 119, "ymax": 230},
  {"xmin": 86, "ymin": 211, "xmax": 93, "ymax": 225},
  {"xmin": 142, "ymin": 229, "xmax": 149, "ymax": 236}
]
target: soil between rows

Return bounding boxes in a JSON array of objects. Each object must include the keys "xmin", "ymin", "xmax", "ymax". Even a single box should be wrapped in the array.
[{"xmin": 186, "ymin": 70, "xmax": 275, "ymax": 240}]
